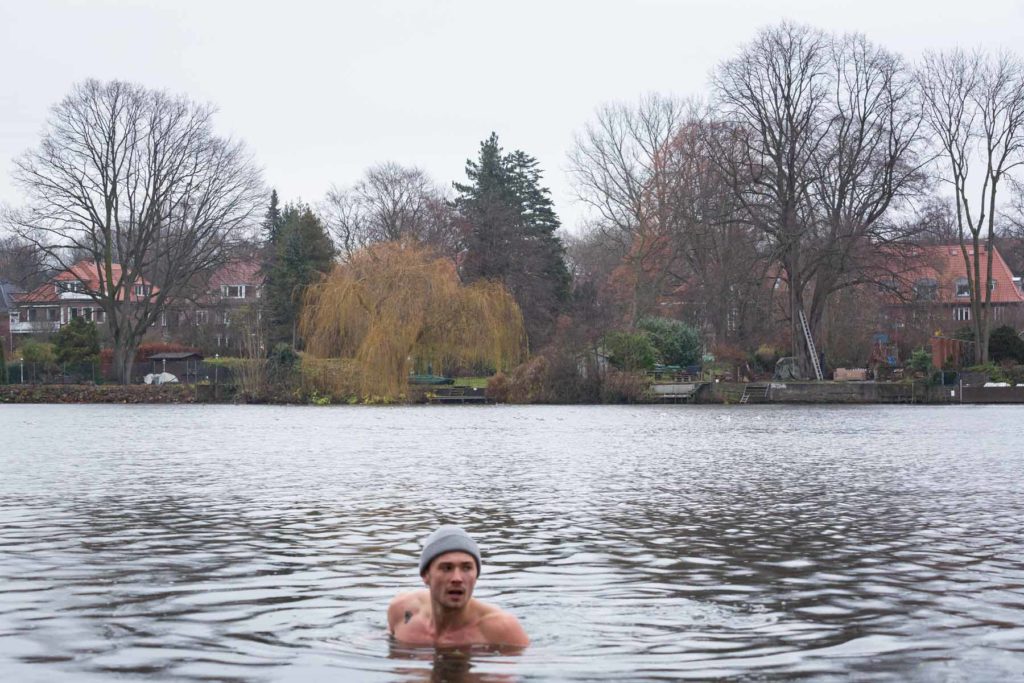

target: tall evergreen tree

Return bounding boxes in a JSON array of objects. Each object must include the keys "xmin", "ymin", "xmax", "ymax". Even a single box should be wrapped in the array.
[
  {"xmin": 454, "ymin": 133, "xmax": 570, "ymax": 349},
  {"xmin": 262, "ymin": 189, "xmax": 284, "ymax": 245},
  {"xmin": 264, "ymin": 203, "xmax": 336, "ymax": 347}
]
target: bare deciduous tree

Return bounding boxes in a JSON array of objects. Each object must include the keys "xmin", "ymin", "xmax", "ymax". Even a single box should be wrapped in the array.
[
  {"xmin": 568, "ymin": 94, "xmax": 689, "ymax": 325},
  {"xmin": 323, "ymin": 162, "xmax": 459, "ymax": 258},
  {"xmin": 6, "ymin": 79, "xmax": 263, "ymax": 382},
  {"xmin": 917, "ymin": 49, "xmax": 1024, "ymax": 363},
  {"xmin": 0, "ymin": 234, "xmax": 49, "ymax": 289},
  {"xmin": 660, "ymin": 120, "xmax": 774, "ymax": 348},
  {"xmin": 709, "ymin": 22, "xmax": 923, "ymax": 376}
]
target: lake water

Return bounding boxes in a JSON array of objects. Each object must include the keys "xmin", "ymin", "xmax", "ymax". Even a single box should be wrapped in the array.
[{"xmin": 1, "ymin": 403, "xmax": 1023, "ymax": 682}]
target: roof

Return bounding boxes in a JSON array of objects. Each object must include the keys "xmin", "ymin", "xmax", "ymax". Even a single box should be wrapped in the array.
[
  {"xmin": 208, "ymin": 260, "xmax": 263, "ymax": 288},
  {"xmin": 148, "ymin": 351, "xmax": 205, "ymax": 361},
  {"xmin": 15, "ymin": 260, "xmax": 157, "ymax": 304},
  {"xmin": 0, "ymin": 279, "xmax": 24, "ymax": 312},
  {"xmin": 889, "ymin": 244, "xmax": 1024, "ymax": 305}
]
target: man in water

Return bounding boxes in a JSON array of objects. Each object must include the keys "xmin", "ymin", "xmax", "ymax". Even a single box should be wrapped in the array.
[{"xmin": 388, "ymin": 525, "xmax": 529, "ymax": 648}]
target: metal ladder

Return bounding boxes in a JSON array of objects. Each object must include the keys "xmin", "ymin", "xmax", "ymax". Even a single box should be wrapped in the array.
[
  {"xmin": 739, "ymin": 383, "xmax": 770, "ymax": 404},
  {"xmin": 798, "ymin": 308, "xmax": 824, "ymax": 381}
]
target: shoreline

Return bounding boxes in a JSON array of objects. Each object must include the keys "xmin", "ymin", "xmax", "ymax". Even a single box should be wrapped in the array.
[{"xmin": 2, "ymin": 382, "xmax": 1022, "ymax": 405}]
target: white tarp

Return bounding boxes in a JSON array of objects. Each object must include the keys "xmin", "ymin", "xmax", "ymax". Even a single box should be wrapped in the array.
[{"xmin": 143, "ymin": 372, "xmax": 179, "ymax": 385}]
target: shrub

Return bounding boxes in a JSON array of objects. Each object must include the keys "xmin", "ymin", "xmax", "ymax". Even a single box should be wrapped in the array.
[
  {"xmin": 964, "ymin": 363, "xmax": 1008, "ymax": 384},
  {"xmin": 599, "ymin": 369, "xmax": 650, "ymax": 403},
  {"xmin": 19, "ymin": 340, "xmax": 56, "ymax": 366},
  {"xmin": 269, "ymin": 342, "xmax": 300, "ymax": 369},
  {"xmin": 54, "ymin": 317, "xmax": 100, "ymax": 365},
  {"xmin": 497, "ymin": 355, "xmax": 555, "ymax": 403},
  {"xmin": 485, "ymin": 372, "xmax": 510, "ymax": 403},
  {"xmin": 636, "ymin": 317, "xmax": 702, "ymax": 367},
  {"xmin": 753, "ymin": 344, "xmax": 780, "ymax": 372},
  {"xmin": 908, "ymin": 347, "xmax": 932, "ymax": 374},
  {"xmin": 602, "ymin": 330, "xmax": 657, "ymax": 372},
  {"xmin": 989, "ymin": 325, "xmax": 1024, "ymax": 364}
]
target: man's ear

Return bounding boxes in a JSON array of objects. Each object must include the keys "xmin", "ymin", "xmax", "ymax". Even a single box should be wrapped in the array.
[{"xmin": 421, "ymin": 571, "xmax": 429, "ymax": 586}]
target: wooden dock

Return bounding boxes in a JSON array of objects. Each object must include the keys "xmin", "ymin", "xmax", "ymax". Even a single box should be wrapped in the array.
[{"xmin": 427, "ymin": 386, "xmax": 490, "ymax": 404}]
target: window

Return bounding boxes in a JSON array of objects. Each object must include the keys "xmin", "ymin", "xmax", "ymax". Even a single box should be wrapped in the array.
[
  {"xmin": 913, "ymin": 278, "xmax": 938, "ymax": 301},
  {"xmin": 956, "ymin": 278, "xmax": 996, "ymax": 297},
  {"xmin": 82, "ymin": 308, "xmax": 93, "ymax": 321},
  {"xmin": 223, "ymin": 311, "xmax": 231, "ymax": 326},
  {"xmin": 70, "ymin": 307, "xmax": 80, "ymax": 320},
  {"xmin": 10, "ymin": 311, "xmax": 19, "ymax": 323},
  {"xmin": 195, "ymin": 309, "xmax": 208, "ymax": 325},
  {"xmin": 955, "ymin": 306, "xmax": 971, "ymax": 322},
  {"xmin": 95, "ymin": 309, "xmax": 105, "ymax": 323},
  {"xmin": 57, "ymin": 280, "xmax": 85, "ymax": 294},
  {"xmin": 160, "ymin": 311, "xmax": 167, "ymax": 327},
  {"xmin": 134, "ymin": 284, "xmax": 151, "ymax": 298},
  {"xmin": 221, "ymin": 284, "xmax": 246, "ymax": 299},
  {"xmin": 47, "ymin": 308, "xmax": 59, "ymax": 321}
]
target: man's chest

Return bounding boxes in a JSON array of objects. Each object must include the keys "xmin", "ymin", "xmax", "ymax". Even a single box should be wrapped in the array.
[{"xmin": 394, "ymin": 617, "xmax": 485, "ymax": 647}]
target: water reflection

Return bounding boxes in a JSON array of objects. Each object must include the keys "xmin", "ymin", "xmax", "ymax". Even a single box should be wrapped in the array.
[
  {"xmin": 1, "ymin": 404, "xmax": 1023, "ymax": 681},
  {"xmin": 388, "ymin": 643, "xmax": 522, "ymax": 683}
]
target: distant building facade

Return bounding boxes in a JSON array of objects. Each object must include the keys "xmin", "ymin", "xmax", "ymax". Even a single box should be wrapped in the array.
[
  {"xmin": 10, "ymin": 261, "xmax": 156, "ymax": 343},
  {"xmin": 881, "ymin": 243, "xmax": 1024, "ymax": 348}
]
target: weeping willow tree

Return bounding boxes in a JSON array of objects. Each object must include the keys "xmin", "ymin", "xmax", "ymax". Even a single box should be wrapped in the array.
[{"xmin": 300, "ymin": 241, "xmax": 526, "ymax": 398}]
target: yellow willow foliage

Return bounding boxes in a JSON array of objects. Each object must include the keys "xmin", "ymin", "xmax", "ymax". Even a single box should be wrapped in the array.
[{"xmin": 299, "ymin": 241, "xmax": 527, "ymax": 398}]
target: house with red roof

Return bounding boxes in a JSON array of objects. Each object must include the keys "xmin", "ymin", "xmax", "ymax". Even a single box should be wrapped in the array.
[
  {"xmin": 8, "ymin": 258, "xmax": 266, "ymax": 356},
  {"xmin": 882, "ymin": 243, "xmax": 1024, "ymax": 342},
  {"xmin": 10, "ymin": 260, "xmax": 156, "ymax": 342},
  {"xmin": 165, "ymin": 259, "xmax": 264, "ymax": 353}
]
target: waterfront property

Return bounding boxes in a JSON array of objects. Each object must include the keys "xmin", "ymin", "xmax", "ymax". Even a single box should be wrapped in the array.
[
  {"xmin": 7, "ymin": 258, "xmax": 265, "ymax": 358},
  {"xmin": 10, "ymin": 260, "xmax": 156, "ymax": 340},
  {"xmin": 880, "ymin": 243, "xmax": 1024, "ymax": 344}
]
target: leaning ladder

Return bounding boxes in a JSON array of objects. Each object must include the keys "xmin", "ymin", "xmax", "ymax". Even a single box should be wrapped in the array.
[{"xmin": 798, "ymin": 308, "xmax": 824, "ymax": 381}]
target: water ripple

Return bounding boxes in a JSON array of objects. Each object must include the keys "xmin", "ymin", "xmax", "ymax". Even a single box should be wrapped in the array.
[{"xmin": 1, "ymin": 404, "xmax": 1023, "ymax": 681}]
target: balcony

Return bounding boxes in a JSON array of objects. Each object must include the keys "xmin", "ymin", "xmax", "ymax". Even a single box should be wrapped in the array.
[{"xmin": 11, "ymin": 321, "xmax": 61, "ymax": 334}]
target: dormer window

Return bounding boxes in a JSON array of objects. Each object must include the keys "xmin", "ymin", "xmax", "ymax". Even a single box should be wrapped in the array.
[
  {"xmin": 913, "ymin": 278, "xmax": 938, "ymax": 301},
  {"xmin": 221, "ymin": 284, "xmax": 246, "ymax": 298},
  {"xmin": 56, "ymin": 280, "xmax": 85, "ymax": 294},
  {"xmin": 956, "ymin": 278, "xmax": 996, "ymax": 297}
]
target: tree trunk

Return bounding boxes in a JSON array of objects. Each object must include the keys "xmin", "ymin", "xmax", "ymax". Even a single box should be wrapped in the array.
[
  {"xmin": 113, "ymin": 344, "xmax": 134, "ymax": 385},
  {"xmin": 790, "ymin": 286, "xmax": 812, "ymax": 379}
]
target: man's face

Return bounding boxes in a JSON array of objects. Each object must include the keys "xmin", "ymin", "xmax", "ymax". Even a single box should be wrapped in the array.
[{"xmin": 423, "ymin": 551, "xmax": 477, "ymax": 609}]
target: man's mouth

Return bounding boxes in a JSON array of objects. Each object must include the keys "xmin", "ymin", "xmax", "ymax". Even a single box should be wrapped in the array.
[{"xmin": 446, "ymin": 589, "xmax": 465, "ymax": 599}]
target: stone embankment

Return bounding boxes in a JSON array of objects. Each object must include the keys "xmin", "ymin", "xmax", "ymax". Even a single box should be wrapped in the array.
[{"xmin": 0, "ymin": 384, "xmax": 197, "ymax": 404}]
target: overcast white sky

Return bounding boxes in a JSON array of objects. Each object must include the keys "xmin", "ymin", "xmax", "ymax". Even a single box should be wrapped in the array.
[{"xmin": 2, "ymin": 0, "xmax": 1022, "ymax": 233}]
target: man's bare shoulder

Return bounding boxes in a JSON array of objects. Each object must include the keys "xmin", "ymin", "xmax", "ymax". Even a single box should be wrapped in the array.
[
  {"xmin": 476, "ymin": 603, "xmax": 529, "ymax": 647},
  {"xmin": 387, "ymin": 590, "xmax": 428, "ymax": 630}
]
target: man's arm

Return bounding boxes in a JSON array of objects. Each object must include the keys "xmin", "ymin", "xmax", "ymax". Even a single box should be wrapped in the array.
[
  {"xmin": 479, "ymin": 612, "xmax": 529, "ymax": 647},
  {"xmin": 387, "ymin": 593, "xmax": 415, "ymax": 634}
]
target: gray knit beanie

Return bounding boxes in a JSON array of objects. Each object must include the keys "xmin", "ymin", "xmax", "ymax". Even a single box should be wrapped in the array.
[{"xmin": 418, "ymin": 525, "xmax": 482, "ymax": 576}]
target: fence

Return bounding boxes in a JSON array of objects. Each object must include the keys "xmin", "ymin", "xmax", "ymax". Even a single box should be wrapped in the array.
[
  {"xmin": 4, "ymin": 357, "xmax": 365, "ymax": 403},
  {"xmin": 3, "ymin": 360, "xmax": 239, "ymax": 387}
]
